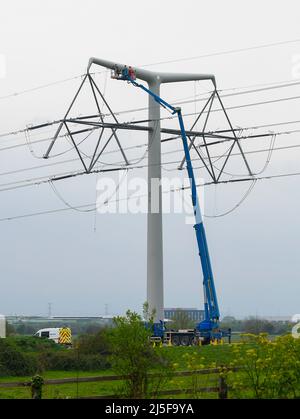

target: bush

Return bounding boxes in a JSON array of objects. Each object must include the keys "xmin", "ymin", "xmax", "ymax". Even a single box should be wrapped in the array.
[
  {"xmin": 75, "ymin": 329, "xmax": 110, "ymax": 355},
  {"xmin": 229, "ymin": 334, "xmax": 300, "ymax": 399},
  {"xmin": 0, "ymin": 339, "xmax": 36, "ymax": 376},
  {"xmin": 220, "ymin": 317, "xmax": 293, "ymax": 336},
  {"xmin": 5, "ymin": 336, "xmax": 62, "ymax": 353},
  {"xmin": 37, "ymin": 350, "xmax": 110, "ymax": 372},
  {"xmin": 0, "ymin": 336, "xmax": 110, "ymax": 376},
  {"xmin": 107, "ymin": 309, "xmax": 172, "ymax": 398}
]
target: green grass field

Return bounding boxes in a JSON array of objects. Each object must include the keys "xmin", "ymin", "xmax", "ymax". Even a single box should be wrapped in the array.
[{"xmin": 0, "ymin": 344, "xmax": 236, "ymax": 399}]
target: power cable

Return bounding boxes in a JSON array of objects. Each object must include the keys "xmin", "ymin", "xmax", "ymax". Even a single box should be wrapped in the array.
[
  {"xmin": 0, "ymin": 133, "xmax": 295, "ymax": 180},
  {"xmin": 2, "ymin": 37, "xmax": 300, "ymax": 101},
  {"xmin": 1, "ymin": 109, "xmax": 300, "ymax": 159},
  {"xmin": 252, "ymin": 134, "xmax": 277, "ymax": 175},
  {"xmin": 1, "ymin": 135, "xmax": 300, "ymax": 193},
  {"xmin": 1, "ymin": 171, "xmax": 300, "ymax": 223},
  {"xmin": 204, "ymin": 180, "xmax": 257, "ymax": 218},
  {"xmin": 143, "ymin": 38, "xmax": 300, "ymax": 67},
  {"xmin": 1, "ymin": 80, "xmax": 300, "ymax": 143},
  {"xmin": 49, "ymin": 169, "xmax": 129, "ymax": 213},
  {"xmin": 0, "ymin": 73, "xmax": 99, "ymax": 101}
]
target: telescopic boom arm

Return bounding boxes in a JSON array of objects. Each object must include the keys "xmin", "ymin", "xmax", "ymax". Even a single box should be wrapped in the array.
[{"xmin": 123, "ymin": 75, "xmax": 220, "ymax": 332}]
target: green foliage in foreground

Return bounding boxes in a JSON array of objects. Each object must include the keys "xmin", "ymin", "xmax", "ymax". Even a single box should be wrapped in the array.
[
  {"xmin": 1, "ymin": 320, "xmax": 300, "ymax": 399},
  {"xmin": 107, "ymin": 309, "xmax": 172, "ymax": 398},
  {"xmin": 0, "ymin": 335, "xmax": 110, "ymax": 376},
  {"xmin": 0, "ymin": 339, "xmax": 36, "ymax": 376},
  {"xmin": 1, "ymin": 335, "xmax": 300, "ymax": 399},
  {"xmin": 5, "ymin": 336, "xmax": 63, "ymax": 353},
  {"xmin": 229, "ymin": 334, "xmax": 300, "ymax": 399}
]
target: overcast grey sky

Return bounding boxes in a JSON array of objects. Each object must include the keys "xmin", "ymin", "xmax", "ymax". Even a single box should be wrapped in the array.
[{"xmin": 0, "ymin": 0, "xmax": 300, "ymax": 319}]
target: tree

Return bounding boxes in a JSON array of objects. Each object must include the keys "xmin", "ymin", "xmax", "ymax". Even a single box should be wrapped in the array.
[
  {"xmin": 243, "ymin": 317, "xmax": 275, "ymax": 335},
  {"xmin": 107, "ymin": 306, "xmax": 171, "ymax": 398},
  {"xmin": 220, "ymin": 316, "xmax": 241, "ymax": 332}
]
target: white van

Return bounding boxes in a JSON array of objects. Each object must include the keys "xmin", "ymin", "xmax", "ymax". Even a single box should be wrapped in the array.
[{"xmin": 34, "ymin": 327, "xmax": 72, "ymax": 345}]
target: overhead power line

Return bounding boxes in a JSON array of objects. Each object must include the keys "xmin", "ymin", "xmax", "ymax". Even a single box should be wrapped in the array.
[
  {"xmin": 157, "ymin": 94, "xmax": 300, "ymax": 124},
  {"xmin": 93, "ymin": 80, "xmax": 300, "ymax": 120},
  {"xmin": 1, "ymin": 129, "xmax": 300, "ymax": 194},
  {"xmin": 1, "ymin": 37, "xmax": 300, "ymax": 101},
  {"xmin": 85, "ymin": 80, "xmax": 300, "ymax": 120},
  {"xmin": 1, "ymin": 169, "xmax": 300, "ymax": 223},
  {"xmin": 144, "ymin": 38, "xmax": 300, "ymax": 66},
  {"xmin": 1, "ymin": 42, "xmax": 300, "ymax": 222},
  {"xmin": 1, "ymin": 80, "xmax": 300, "ymax": 146},
  {"xmin": 0, "ymin": 73, "xmax": 95, "ymax": 101},
  {"xmin": 204, "ymin": 180, "xmax": 257, "ymax": 218},
  {"xmin": 0, "ymin": 122, "xmax": 300, "ymax": 188}
]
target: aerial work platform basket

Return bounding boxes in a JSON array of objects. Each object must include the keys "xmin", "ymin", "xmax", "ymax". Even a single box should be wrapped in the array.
[{"xmin": 111, "ymin": 64, "xmax": 136, "ymax": 81}]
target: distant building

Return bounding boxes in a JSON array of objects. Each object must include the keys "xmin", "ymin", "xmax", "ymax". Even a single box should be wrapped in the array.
[{"xmin": 164, "ymin": 308, "xmax": 205, "ymax": 323}]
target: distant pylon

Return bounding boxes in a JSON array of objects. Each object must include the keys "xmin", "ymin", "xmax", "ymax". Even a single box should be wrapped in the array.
[{"xmin": 48, "ymin": 302, "xmax": 52, "ymax": 318}]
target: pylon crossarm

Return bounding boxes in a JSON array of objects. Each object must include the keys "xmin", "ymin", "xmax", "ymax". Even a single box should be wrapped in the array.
[
  {"xmin": 43, "ymin": 74, "xmax": 89, "ymax": 159},
  {"xmin": 42, "ymin": 73, "xmax": 129, "ymax": 170}
]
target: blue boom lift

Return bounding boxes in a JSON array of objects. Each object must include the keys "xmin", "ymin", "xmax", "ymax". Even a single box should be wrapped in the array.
[{"xmin": 114, "ymin": 68, "xmax": 230, "ymax": 345}]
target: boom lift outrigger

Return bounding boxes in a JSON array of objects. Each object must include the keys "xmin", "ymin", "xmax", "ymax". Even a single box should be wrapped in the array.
[{"xmin": 113, "ymin": 66, "xmax": 229, "ymax": 344}]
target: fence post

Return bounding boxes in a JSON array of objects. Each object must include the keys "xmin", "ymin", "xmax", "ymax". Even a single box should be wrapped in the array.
[
  {"xmin": 218, "ymin": 372, "xmax": 228, "ymax": 399},
  {"xmin": 31, "ymin": 375, "xmax": 44, "ymax": 399}
]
